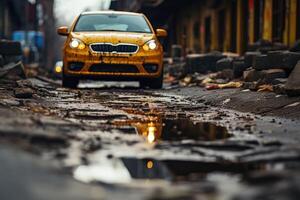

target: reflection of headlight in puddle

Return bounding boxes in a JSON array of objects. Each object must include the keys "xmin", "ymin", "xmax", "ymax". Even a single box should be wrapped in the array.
[
  {"xmin": 147, "ymin": 161, "xmax": 154, "ymax": 169},
  {"xmin": 147, "ymin": 126, "xmax": 156, "ymax": 143}
]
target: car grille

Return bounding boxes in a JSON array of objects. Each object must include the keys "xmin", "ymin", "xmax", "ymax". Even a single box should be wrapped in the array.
[
  {"xmin": 90, "ymin": 43, "xmax": 139, "ymax": 54},
  {"xmin": 89, "ymin": 63, "xmax": 139, "ymax": 73}
]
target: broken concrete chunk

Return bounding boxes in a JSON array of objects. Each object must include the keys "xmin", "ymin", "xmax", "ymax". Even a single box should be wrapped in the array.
[
  {"xmin": 233, "ymin": 59, "xmax": 247, "ymax": 78},
  {"xmin": 185, "ymin": 53, "xmax": 226, "ymax": 74},
  {"xmin": 253, "ymin": 54, "xmax": 271, "ymax": 70},
  {"xmin": 0, "ymin": 61, "xmax": 26, "ymax": 79},
  {"xmin": 243, "ymin": 68, "xmax": 264, "ymax": 82},
  {"xmin": 16, "ymin": 79, "xmax": 33, "ymax": 88},
  {"xmin": 219, "ymin": 69, "xmax": 234, "ymax": 80},
  {"xmin": 14, "ymin": 88, "xmax": 34, "ymax": 99},
  {"xmin": 244, "ymin": 51, "xmax": 262, "ymax": 68},
  {"xmin": 0, "ymin": 99, "xmax": 20, "ymax": 106},
  {"xmin": 273, "ymin": 84, "xmax": 286, "ymax": 95},
  {"xmin": 285, "ymin": 61, "xmax": 300, "ymax": 96},
  {"xmin": 254, "ymin": 51, "xmax": 300, "ymax": 71},
  {"xmin": 216, "ymin": 57, "xmax": 233, "ymax": 71},
  {"xmin": 261, "ymin": 69, "xmax": 287, "ymax": 84},
  {"xmin": 272, "ymin": 78, "xmax": 288, "ymax": 85},
  {"xmin": 243, "ymin": 82, "xmax": 259, "ymax": 91},
  {"xmin": 0, "ymin": 40, "xmax": 22, "ymax": 56},
  {"xmin": 171, "ymin": 45, "xmax": 183, "ymax": 58},
  {"xmin": 245, "ymin": 68, "xmax": 287, "ymax": 84}
]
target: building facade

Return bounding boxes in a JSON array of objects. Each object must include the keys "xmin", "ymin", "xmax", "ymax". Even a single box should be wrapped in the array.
[
  {"xmin": 0, "ymin": 0, "xmax": 27, "ymax": 38},
  {"xmin": 111, "ymin": 0, "xmax": 300, "ymax": 55},
  {"xmin": 0, "ymin": 0, "xmax": 56, "ymax": 69}
]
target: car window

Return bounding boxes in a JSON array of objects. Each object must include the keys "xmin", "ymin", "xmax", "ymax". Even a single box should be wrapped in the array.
[{"xmin": 74, "ymin": 14, "xmax": 152, "ymax": 33}]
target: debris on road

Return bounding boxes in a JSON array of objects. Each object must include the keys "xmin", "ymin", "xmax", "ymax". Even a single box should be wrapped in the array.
[
  {"xmin": 257, "ymin": 84, "xmax": 273, "ymax": 92},
  {"xmin": 164, "ymin": 39, "xmax": 300, "ymax": 97},
  {"xmin": 14, "ymin": 88, "xmax": 34, "ymax": 99},
  {"xmin": 285, "ymin": 61, "xmax": 300, "ymax": 97},
  {"xmin": 206, "ymin": 81, "xmax": 243, "ymax": 90},
  {"xmin": 0, "ymin": 40, "xmax": 26, "ymax": 80}
]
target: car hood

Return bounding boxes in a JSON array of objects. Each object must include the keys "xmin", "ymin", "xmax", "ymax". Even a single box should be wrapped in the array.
[{"xmin": 70, "ymin": 32, "xmax": 154, "ymax": 46}]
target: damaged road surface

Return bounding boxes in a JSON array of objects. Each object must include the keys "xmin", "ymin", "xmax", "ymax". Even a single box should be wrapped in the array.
[{"xmin": 1, "ymin": 78, "xmax": 300, "ymax": 200}]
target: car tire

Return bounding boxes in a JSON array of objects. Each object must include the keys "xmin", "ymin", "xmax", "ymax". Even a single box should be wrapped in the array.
[
  {"xmin": 140, "ymin": 71, "xmax": 163, "ymax": 89},
  {"xmin": 62, "ymin": 73, "xmax": 79, "ymax": 89}
]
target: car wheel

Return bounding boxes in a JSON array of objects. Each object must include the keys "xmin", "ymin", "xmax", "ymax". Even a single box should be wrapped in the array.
[
  {"xmin": 62, "ymin": 73, "xmax": 79, "ymax": 89},
  {"xmin": 140, "ymin": 71, "xmax": 163, "ymax": 89}
]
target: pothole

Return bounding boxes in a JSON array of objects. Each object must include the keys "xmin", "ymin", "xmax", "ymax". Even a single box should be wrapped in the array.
[{"xmin": 114, "ymin": 117, "xmax": 230, "ymax": 143}]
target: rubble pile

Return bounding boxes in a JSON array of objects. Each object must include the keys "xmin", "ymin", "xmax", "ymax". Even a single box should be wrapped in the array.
[
  {"xmin": 243, "ymin": 40, "xmax": 300, "ymax": 96},
  {"xmin": 166, "ymin": 40, "xmax": 300, "ymax": 96}
]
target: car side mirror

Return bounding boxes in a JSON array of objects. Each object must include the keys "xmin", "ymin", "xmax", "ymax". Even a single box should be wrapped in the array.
[
  {"xmin": 156, "ymin": 29, "xmax": 167, "ymax": 38},
  {"xmin": 57, "ymin": 26, "xmax": 69, "ymax": 36}
]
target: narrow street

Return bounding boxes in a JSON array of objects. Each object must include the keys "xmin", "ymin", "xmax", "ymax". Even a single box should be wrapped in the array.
[
  {"xmin": 2, "ymin": 0, "xmax": 300, "ymax": 199},
  {"xmin": 1, "ymin": 77, "xmax": 300, "ymax": 199}
]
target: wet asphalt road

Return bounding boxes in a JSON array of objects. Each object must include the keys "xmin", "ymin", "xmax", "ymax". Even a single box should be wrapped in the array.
[{"xmin": 1, "ymin": 78, "xmax": 300, "ymax": 200}]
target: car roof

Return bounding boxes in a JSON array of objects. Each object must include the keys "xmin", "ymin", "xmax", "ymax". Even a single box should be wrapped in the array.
[{"xmin": 81, "ymin": 11, "xmax": 143, "ymax": 16}]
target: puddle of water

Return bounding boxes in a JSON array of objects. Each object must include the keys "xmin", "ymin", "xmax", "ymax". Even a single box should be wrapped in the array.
[
  {"xmin": 114, "ymin": 117, "xmax": 230, "ymax": 144},
  {"xmin": 73, "ymin": 155, "xmax": 269, "ymax": 185},
  {"xmin": 74, "ymin": 157, "xmax": 132, "ymax": 184}
]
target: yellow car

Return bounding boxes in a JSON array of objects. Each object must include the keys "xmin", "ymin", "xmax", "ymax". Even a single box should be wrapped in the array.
[{"xmin": 57, "ymin": 11, "xmax": 167, "ymax": 89}]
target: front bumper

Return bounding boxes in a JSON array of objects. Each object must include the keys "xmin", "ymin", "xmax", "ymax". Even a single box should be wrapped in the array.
[{"xmin": 63, "ymin": 48, "xmax": 163, "ymax": 79}]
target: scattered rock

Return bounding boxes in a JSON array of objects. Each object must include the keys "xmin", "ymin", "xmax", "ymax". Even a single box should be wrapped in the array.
[
  {"xmin": 233, "ymin": 59, "xmax": 247, "ymax": 78},
  {"xmin": 290, "ymin": 40, "xmax": 300, "ymax": 52},
  {"xmin": 244, "ymin": 68, "xmax": 286, "ymax": 85},
  {"xmin": 0, "ymin": 99, "xmax": 20, "ymax": 106},
  {"xmin": 14, "ymin": 88, "xmax": 34, "ymax": 99},
  {"xmin": 219, "ymin": 69, "xmax": 234, "ymax": 80},
  {"xmin": 254, "ymin": 51, "xmax": 300, "ymax": 71},
  {"xmin": 261, "ymin": 69, "xmax": 287, "ymax": 84},
  {"xmin": 0, "ymin": 61, "xmax": 26, "ymax": 79},
  {"xmin": 244, "ymin": 51, "xmax": 262, "ymax": 68},
  {"xmin": 253, "ymin": 54, "xmax": 270, "ymax": 70},
  {"xmin": 216, "ymin": 57, "xmax": 233, "ymax": 71},
  {"xmin": 285, "ymin": 61, "xmax": 300, "ymax": 96},
  {"xmin": 16, "ymin": 79, "xmax": 33, "ymax": 88},
  {"xmin": 243, "ymin": 68, "xmax": 264, "ymax": 82},
  {"xmin": 272, "ymin": 78, "xmax": 288, "ymax": 85},
  {"xmin": 243, "ymin": 82, "xmax": 259, "ymax": 91},
  {"xmin": 273, "ymin": 84, "xmax": 286, "ymax": 95},
  {"xmin": 185, "ymin": 52, "xmax": 226, "ymax": 74}
]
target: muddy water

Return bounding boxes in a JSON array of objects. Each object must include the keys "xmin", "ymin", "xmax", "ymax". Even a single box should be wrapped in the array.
[{"xmin": 114, "ymin": 117, "xmax": 230, "ymax": 144}]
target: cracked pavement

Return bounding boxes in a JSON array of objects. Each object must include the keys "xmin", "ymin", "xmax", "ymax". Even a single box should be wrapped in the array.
[{"xmin": 1, "ymin": 77, "xmax": 300, "ymax": 200}]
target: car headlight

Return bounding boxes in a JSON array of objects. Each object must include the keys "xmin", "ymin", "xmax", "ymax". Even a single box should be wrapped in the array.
[
  {"xmin": 143, "ymin": 40, "xmax": 158, "ymax": 51},
  {"xmin": 69, "ymin": 38, "xmax": 86, "ymax": 50}
]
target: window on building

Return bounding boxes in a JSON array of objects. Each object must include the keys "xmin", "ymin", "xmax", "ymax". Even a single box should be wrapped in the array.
[
  {"xmin": 297, "ymin": 0, "xmax": 300, "ymax": 39},
  {"xmin": 193, "ymin": 21, "xmax": 200, "ymax": 52},
  {"xmin": 205, "ymin": 16, "xmax": 211, "ymax": 52},
  {"xmin": 241, "ymin": 0, "xmax": 249, "ymax": 52},
  {"xmin": 194, "ymin": 22, "xmax": 200, "ymax": 38},
  {"xmin": 218, "ymin": 9, "xmax": 225, "ymax": 51},
  {"xmin": 230, "ymin": 0, "xmax": 237, "ymax": 52},
  {"xmin": 254, "ymin": 0, "xmax": 264, "ymax": 41},
  {"xmin": 272, "ymin": 0, "xmax": 286, "ymax": 42}
]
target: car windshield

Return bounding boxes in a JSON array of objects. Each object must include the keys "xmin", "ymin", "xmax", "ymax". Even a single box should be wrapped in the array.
[{"xmin": 74, "ymin": 14, "xmax": 152, "ymax": 33}]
